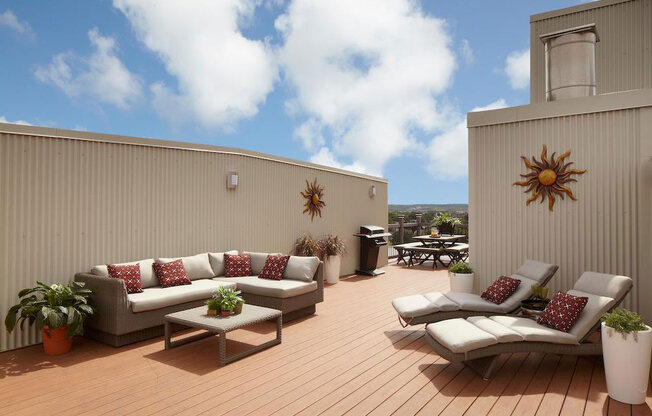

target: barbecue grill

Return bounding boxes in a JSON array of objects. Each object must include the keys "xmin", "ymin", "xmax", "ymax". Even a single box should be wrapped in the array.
[{"xmin": 354, "ymin": 225, "xmax": 391, "ymax": 276}]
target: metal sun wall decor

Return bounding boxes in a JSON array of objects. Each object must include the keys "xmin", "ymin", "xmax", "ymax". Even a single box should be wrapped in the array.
[
  {"xmin": 301, "ymin": 178, "xmax": 326, "ymax": 221},
  {"xmin": 513, "ymin": 145, "xmax": 586, "ymax": 211}
]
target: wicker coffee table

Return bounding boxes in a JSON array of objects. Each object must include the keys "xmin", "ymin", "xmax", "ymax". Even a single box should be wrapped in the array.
[{"xmin": 164, "ymin": 304, "xmax": 282, "ymax": 366}]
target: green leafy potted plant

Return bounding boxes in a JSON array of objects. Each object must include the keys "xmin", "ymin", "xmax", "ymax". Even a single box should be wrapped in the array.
[
  {"xmin": 601, "ymin": 308, "xmax": 651, "ymax": 404},
  {"xmin": 318, "ymin": 234, "xmax": 347, "ymax": 284},
  {"xmin": 448, "ymin": 262, "xmax": 474, "ymax": 293},
  {"xmin": 292, "ymin": 234, "xmax": 319, "ymax": 257},
  {"xmin": 218, "ymin": 286, "xmax": 243, "ymax": 317},
  {"xmin": 206, "ymin": 293, "xmax": 221, "ymax": 316},
  {"xmin": 432, "ymin": 213, "xmax": 462, "ymax": 235},
  {"xmin": 5, "ymin": 281, "xmax": 96, "ymax": 355}
]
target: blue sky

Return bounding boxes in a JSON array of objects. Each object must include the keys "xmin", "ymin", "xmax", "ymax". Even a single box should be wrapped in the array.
[{"xmin": 0, "ymin": 0, "xmax": 586, "ymax": 204}]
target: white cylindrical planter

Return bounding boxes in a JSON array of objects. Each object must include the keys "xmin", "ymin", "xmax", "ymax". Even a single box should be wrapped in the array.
[
  {"xmin": 449, "ymin": 272, "xmax": 474, "ymax": 293},
  {"xmin": 324, "ymin": 255, "xmax": 342, "ymax": 284},
  {"xmin": 601, "ymin": 322, "xmax": 652, "ymax": 405}
]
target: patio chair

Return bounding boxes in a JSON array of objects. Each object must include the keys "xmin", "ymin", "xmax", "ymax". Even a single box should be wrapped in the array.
[
  {"xmin": 391, "ymin": 260, "xmax": 558, "ymax": 326},
  {"xmin": 425, "ymin": 271, "xmax": 633, "ymax": 379}
]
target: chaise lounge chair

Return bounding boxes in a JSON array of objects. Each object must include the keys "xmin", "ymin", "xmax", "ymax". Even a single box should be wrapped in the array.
[
  {"xmin": 425, "ymin": 271, "xmax": 632, "ymax": 379},
  {"xmin": 392, "ymin": 260, "xmax": 559, "ymax": 326}
]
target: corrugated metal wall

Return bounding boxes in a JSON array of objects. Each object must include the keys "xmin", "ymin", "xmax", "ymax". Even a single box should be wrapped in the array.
[
  {"xmin": 0, "ymin": 130, "xmax": 388, "ymax": 351},
  {"xmin": 469, "ymin": 107, "xmax": 651, "ymax": 317},
  {"xmin": 530, "ymin": 0, "xmax": 652, "ymax": 103}
]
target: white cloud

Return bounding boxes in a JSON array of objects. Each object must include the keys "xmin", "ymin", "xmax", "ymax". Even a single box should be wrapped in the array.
[
  {"xmin": 276, "ymin": 0, "xmax": 456, "ymax": 176},
  {"xmin": 35, "ymin": 28, "xmax": 142, "ymax": 109},
  {"xmin": 505, "ymin": 48, "xmax": 530, "ymax": 90},
  {"xmin": 460, "ymin": 39, "xmax": 473, "ymax": 65},
  {"xmin": 0, "ymin": 116, "xmax": 32, "ymax": 125},
  {"xmin": 114, "ymin": 0, "xmax": 278, "ymax": 130},
  {"xmin": 426, "ymin": 99, "xmax": 507, "ymax": 179},
  {"xmin": 0, "ymin": 9, "xmax": 35, "ymax": 38}
]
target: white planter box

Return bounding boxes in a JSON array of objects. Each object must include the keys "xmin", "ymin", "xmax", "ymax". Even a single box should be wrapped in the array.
[
  {"xmin": 324, "ymin": 255, "xmax": 342, "ymax": 284},
  {"xmin": 601, "ymin": 322, "xmax": 652, "ymax": 404},
  {"xmin": 449, "ymin": 272, "xmax": 474, "ymax": 293}
]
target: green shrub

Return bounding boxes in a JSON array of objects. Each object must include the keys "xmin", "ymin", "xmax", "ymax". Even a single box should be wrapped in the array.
[
  {"xmin": 602, "ymin": 308, "xmax": 648, "ymax": 340},
  {"xmin": 448, "ymin": 262, "xmax": 473, "ymax": 274}
]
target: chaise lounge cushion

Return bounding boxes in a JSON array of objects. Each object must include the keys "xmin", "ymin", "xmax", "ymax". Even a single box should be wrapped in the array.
[
  {"xmin": 443, "ymin": 292, "xmax": 513, "ymax": 313},
  {"xmin": 391, "ymin": 292, "xmax": 458, "ymax": 319},
  {"xmin": 128, "ymin": 279, "xmax": 237, "ymax": 313},
  {"xmin": 208, "ymin": 250, "xmax": 239, "ymax": 277},
  {"xmin": 513, "ymin": 260, "xmax": 558, "ymax": 284},
  {"xmin": 489, "ymin": 316, "xmax": 578, "ymax": 344},
  {"xmin": 566, "ymin": 289, "xmax": 615, "ymax": 340},
  {"xmin": 573, "ymin": 272, "xmax": 632, "ymax": 300},
  {"xmin": 426, "ymin": 319, "xmax": 498, "ymax": 353},
  {"xmin": 213, "ymin": 276, "xmax": 317, "ymax": 298},
  {"xmin": 92, "ymin": 258, "xmax": 158, "ymax": 288},
  {"xmin": 283, "ymin": 256, "xmax": 321, "ymax": 282},
  {"xmin": 467, "ymin": 316, "xmax": 524, "ymax": 343},
  {"xmin": 157, "ymin": 253, "xmax": 214, "ymax": 280}
]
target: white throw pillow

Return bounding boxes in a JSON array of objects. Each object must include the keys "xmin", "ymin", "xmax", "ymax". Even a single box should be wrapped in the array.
[
  {"xmin": 283, "ymin": 256, "xmax": 320, "ymax": 282},
  {"xmin": 156, "ymin": 253, "xmax": 214, "ymax": 280},
  {"xmin": 208, "ymin": 250, "xmax": 238, "ymax": 277},
  {"xmin": 91, "ymin": 258, "xmax": 157, "ymax": 288}
]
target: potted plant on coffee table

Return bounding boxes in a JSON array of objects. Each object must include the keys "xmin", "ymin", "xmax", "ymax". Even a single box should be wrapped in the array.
[
  {"xmin": 206, "ymin": 293, "xmax": 221, "ymax": 316},
  {"xmin": 601, "ymin": 308, "xmax": 652, "ymax": 404},
  {"xmin": 448, "ymin": 262, "xmax": 474, "ymax": 293},
  {"xmin": 318, "ymin": 234, "xmax": 347, "ymax": 284},
  {"xmin": 432, "ymin": 213, "xmax": 462, "ymax": 235},
  {"xmin": 5, "ymin": 281, "xmax": 96, "ymax": 355},
  {"xmin": 218, "ymin": 286, "xmax": 243, "ymax": 317}
]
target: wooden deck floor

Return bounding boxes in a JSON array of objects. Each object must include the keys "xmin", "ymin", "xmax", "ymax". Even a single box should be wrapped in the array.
[{"xmin": 1, "ymin": 263, "xmax": 651, "ymax": 416}]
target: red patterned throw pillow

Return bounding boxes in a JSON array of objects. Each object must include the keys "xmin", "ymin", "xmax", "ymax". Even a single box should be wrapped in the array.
[
  {"xmin": 224, "ymin": 253, "xmax": 252, "ymax": 277},
  {"xmin": 536, "ymin": 291, "xmax": 588, "ymax": 332},
  {"xmin": 107, "ymin": 263, "xmax": 143, "ymax": 294},
  {"xmin": 481, "ymin": 276, "xmax": 521, "ymax": 304},
  {"xmin": 153, "ymin": 259, "xmax": 191, "ymax": 288},
  {"xmin": 258, "ymin": 255, "xmax": 290, "ymax": 280}
]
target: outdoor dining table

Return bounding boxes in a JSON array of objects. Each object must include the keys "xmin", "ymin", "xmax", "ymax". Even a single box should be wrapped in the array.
[{"xmin": 413, "ymin": 234, "xmax": 466, "ymax": 248}]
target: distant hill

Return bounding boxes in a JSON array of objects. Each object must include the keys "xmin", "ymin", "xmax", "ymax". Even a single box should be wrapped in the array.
[{"xmin": 389, "ymin": 204, "xmax": 468, "ymax": 213}]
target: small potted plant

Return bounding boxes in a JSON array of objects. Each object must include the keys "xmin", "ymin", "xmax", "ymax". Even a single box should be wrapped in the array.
[
  {"xmin": 218, "ymin": 286, "xmax": 243, "ymax": 317},
  {"xmin": 206, "ymin": 293, "xmax": 221, "ymax": 316},
  {"xmin": 520, "ymin": 285, "xmax": 550, "ymax": 317},
  {"xmin": 448, "ymin": 262, "xmax": 474, "ymax": 293},
  {"xmin": 318, "ymin": 234, "xmax": 347, "ymax": 284},
  {"xmin": 432, "ymin": 213, "xmax": 462, "ymax": 235},
  {"xmin": 292, "ymin": 234, "xmax": 319, "ymax": 257},
  {"xmin": 601, "ymin": 308, "xmax": 652, "ymax": 404},
  {"xmin": 234, "ymin": 297, "xmax": 245, "ymax": 315},
  {"xmin": 5, "ymin": 281, "xmax": 96, "ymax": 355}
]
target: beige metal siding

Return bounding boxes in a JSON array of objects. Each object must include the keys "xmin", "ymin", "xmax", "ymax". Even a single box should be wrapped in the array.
[
  {"xmin": 469, "ymin": 107, "xmax": 651, "ymax": 318},
  {"xmin": 0, "ymin": 130, "xmax": 387, "ymax": 351},
  {"xmin": 530, "ymin": 0, "xmax": 652, "ymax": 103}
]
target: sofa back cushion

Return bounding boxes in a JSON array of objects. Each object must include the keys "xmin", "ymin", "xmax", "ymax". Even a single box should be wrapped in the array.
[
  {"xmin": 243, "ymin": 251, "xmax": 281, "ymax": 275},
  {"xmin": 284, "ymin": 256, "xmax": 320, "ymax": 282},
  {"xmin": 156, "ymin": 253, "xmax": 214, "ymax": 280},
  {"xmin": 259, "ymin": 255, "xmax": 290, "ymax": 280},
  {"xmin": 224, "ymin": 253, "xmax": 252, "ymax": 277},
  {"xmin": 92, "ymin": 258, "xmax": 157, "ymax": 288},
  {"xmin": 208, "ymin": 250, "xmax": 238, "ymax": 276}
]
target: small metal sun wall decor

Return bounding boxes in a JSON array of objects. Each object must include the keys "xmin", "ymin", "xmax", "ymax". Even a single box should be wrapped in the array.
[
  {"xmin": 301, "ymin": 178, "xmax": 326, "ymax": 221},
  {"xmin": 513, "ymin": 145, "xmax": 586, "ymax": 211}
]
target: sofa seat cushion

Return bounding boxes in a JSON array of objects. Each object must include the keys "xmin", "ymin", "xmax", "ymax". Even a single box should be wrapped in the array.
[
  {"xmin": 443, "ymin": 292, "xmax": 513, "ymax": 313},
  {"xmin": 213, "ymin": 276, "xmax": 317, "ymax": 299},
  {"xmin": 128, "ymin": 279, "xmax": 236, "ymax": 313},
  {"xmin": 426, "ymin": 319, "xmax": 498, "ymax": 354},
  {"xmin": 489, "ymin": 316, "xmax": 579, "ymax": 344},
  {"xmin": 392, "ymin": 291, "xmax": 459, "ymax": 319}
]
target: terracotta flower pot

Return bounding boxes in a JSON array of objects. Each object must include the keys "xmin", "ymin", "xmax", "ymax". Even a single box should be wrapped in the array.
[
  {"xmin": 221, "ymin": 310, "xmax": 232, "ymax": 317},
  {"xmin": 41, "ymin": 326, "xmax": 73, "ymax": 355}
]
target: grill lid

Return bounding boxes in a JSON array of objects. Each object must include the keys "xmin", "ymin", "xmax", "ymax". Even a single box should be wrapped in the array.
[{"xmin": 359, "ymin": 225, "xmax": 385, "ymax": 235}]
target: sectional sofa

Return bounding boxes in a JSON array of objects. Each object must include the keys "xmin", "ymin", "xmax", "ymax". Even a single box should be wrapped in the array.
[{"xmin": 74, "ymin": 251, "xmax": 323, "ymax": 347}]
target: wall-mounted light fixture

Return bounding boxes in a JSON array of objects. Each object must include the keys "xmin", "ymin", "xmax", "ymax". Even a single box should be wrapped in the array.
[
  {"xmin": 369, "ymin": 184, "xmax": 376, "ymax": 198},
  {"xmin": 226, "ymin": 172, "xmax": 239, "ymax": 189}
]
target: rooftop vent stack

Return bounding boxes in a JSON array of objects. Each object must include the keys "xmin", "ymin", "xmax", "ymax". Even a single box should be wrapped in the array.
[{"xmin": 541, "ymin": 24, "xmax": 598, "ymax": 101}]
